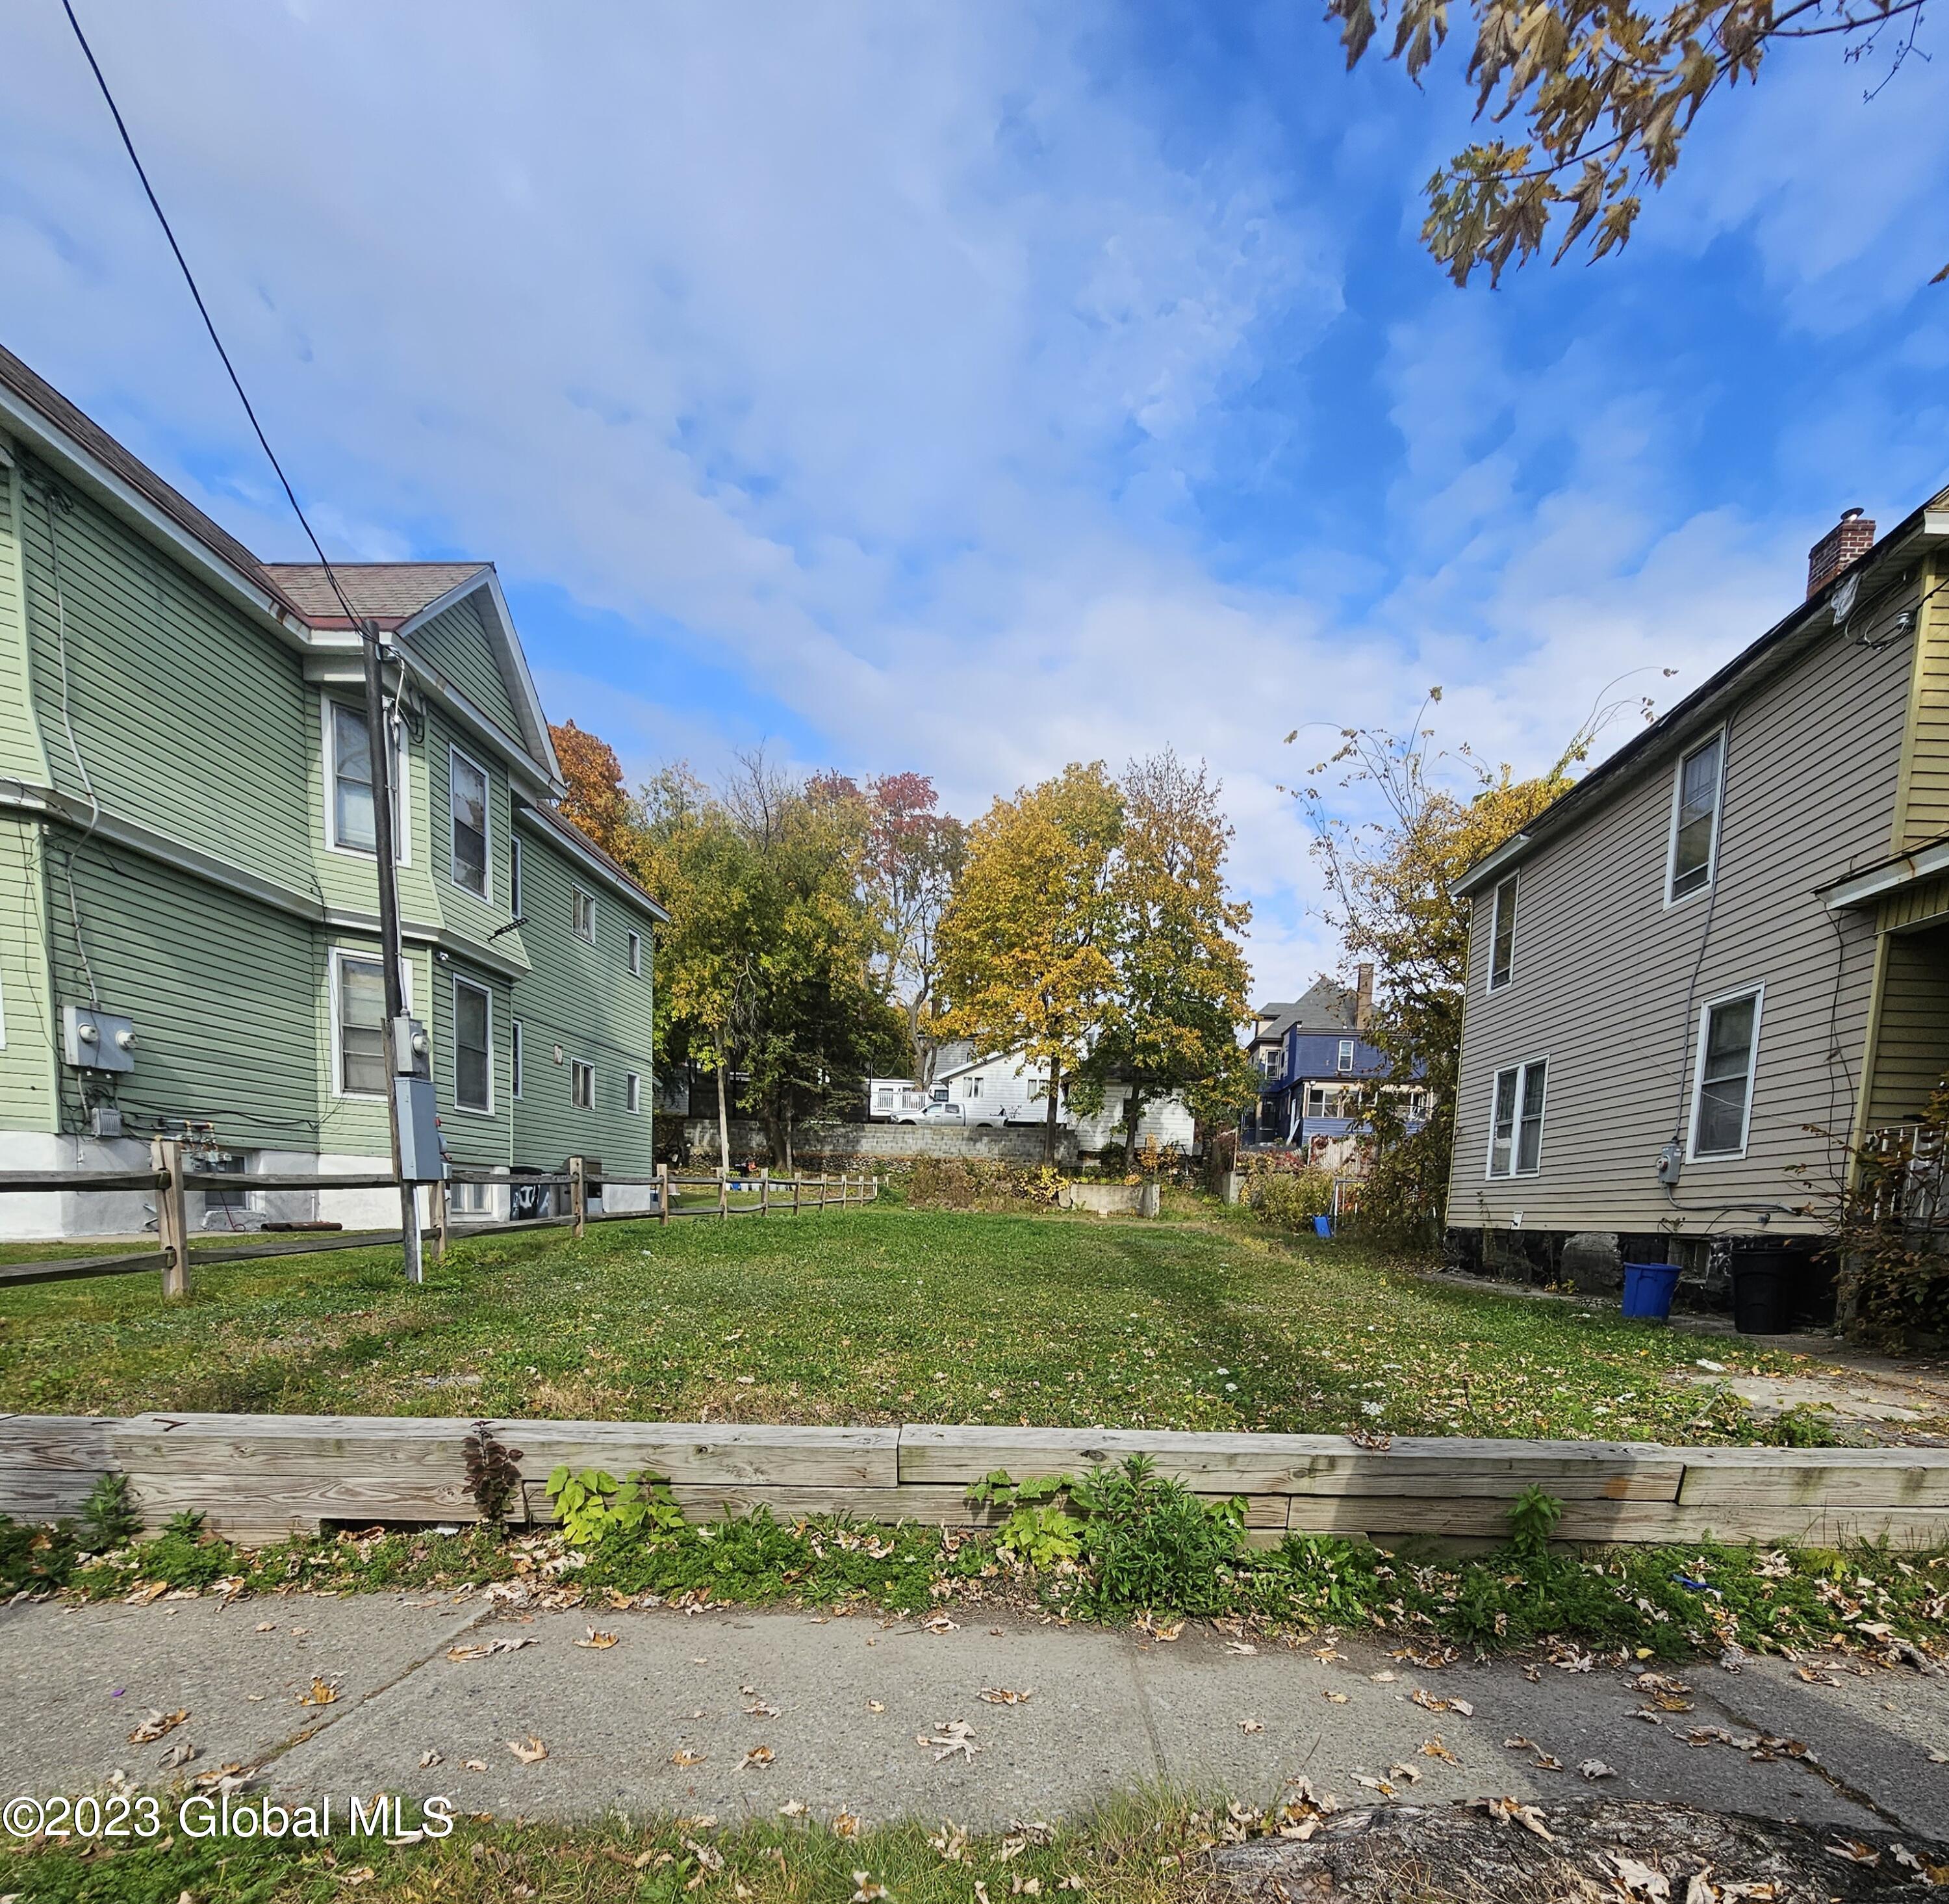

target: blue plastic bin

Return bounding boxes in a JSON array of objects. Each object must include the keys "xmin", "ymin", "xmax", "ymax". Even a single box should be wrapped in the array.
[
  {"xmin": 1312, "ymin": 1215, "xmax": 1332, "ymax": 1239},
  {"xmin": 1621, "ymin": 1261, "xmax": 1680, "ymax": 1321}
]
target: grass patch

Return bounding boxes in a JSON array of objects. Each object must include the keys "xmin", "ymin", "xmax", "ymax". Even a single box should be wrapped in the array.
[
  {"xmin": 0, "ymin": 1205, "xmax": 1849, "ymax": 1442},
  {"xmin": 4, "ymin": 1790, "xmax": 1229, "ymax": 1904}
]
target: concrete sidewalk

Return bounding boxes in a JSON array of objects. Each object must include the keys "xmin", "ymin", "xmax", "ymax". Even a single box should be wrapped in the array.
[{"xmin": 2, "ymin": 1594, "xmax": 1945, "ymax": 1838}]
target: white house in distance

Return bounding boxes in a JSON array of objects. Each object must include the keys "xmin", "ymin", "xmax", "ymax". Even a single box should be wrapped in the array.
[{"xmin": 869, "ymin": 1046, "xmax": 1197, "ymax": 1153}]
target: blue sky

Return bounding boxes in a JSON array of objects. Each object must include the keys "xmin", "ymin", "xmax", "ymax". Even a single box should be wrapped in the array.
[{"xmin": 2, "ymin": 0, "xmax": 1945, "ymax": 998}]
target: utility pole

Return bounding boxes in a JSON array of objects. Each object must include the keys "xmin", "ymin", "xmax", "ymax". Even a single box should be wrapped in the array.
[{"xmin": 361, "ymin": 619, "xmax": 424, "ymax": 1285}]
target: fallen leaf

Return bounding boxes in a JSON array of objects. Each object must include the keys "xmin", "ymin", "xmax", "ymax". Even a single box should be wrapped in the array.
[
  {"xmin": 1409, "ymin": 1690, "xmax": 1471, "ymax": 1716},
  {"xmin": 1578, "ymin": 1760, "xmax": 1617, "ymax": 1781},
  {"xmin": 157, "ymin": 1739, "xmax": 197, "ymax": 1769},
  {"xmin": 919, "ymin": 1719, "xmax": 980, "ymax": 1763},
  {"xmin": 253, "ymin": 1621, "xmax": 276, "ymax": 1633},
  {"xmin": 505, "ymin": 1736, "xmax": 548, "ymax": 1764},
  {"xmin": 338, "ymin": 1868, "xmax": 376, "ymax": 1886},
  {"xmin": 834, "ymin": 1810, "xmax": 861, "ymax": 1839},
  {"xmin": 922, "ymin": 1614, "xmax": 959, "ymax": 1634},
  {"xmin": 670, "ymin": 1749, "xmax": 706, "ymax": 1768},
  {"xmin": 1386, "ymin": 1762, "xmax": 1421, "ymax": 1785},
  {"xmin": 463, "ymin": 1758, "xmax": 489, "ymax": 1771},
  {"xmin": 1224, "ymin": 1641, "xmax": 1257, "ymax": 1656},
  {"xmin": 1420, "ymin": 1736, "xmax": 1459, "ymax": 1766},
  {"xmin": 779, "ymin": 1800, "xmax": 808, "ymax": 1817},
  {"xmin": 574, "ymin": 1628, "xmax": 620, "ymax": 1651},
  {"xmin": 1531, "ymin": 1753, "xmax": 1563, "ymax": 1771},
  {"xmin": 446, "ymin": 1636, "xmax": 539, "ymax": 1662},
  {"xmin": 300, "ymin": 1678, "xmax": 339, "ymax": 1707},
  {"xmin": 866, "ymin": 1701, "xmax": 885, "ymax": 1714},
  {"xmin": 980, "ymin": 1687, "xmax": 1034, "ymax": 1706},
  {"xmin": 419, "ymin": 1750, "xmax": 442, "ymax": 1768},
  {"xmin": 739, "ymin": 1745, "xmax": 775, "ymax": 1771},
  {"xmin": 1369, "ymin": 1670, "xmax": 1397, "ymax": 1683},
  {"xmin": 1609, "ymin": 1851, "xmax": 1670, "ymax": 1899},
  {"xmin": 129, "ymin": 1708, "xmax": 189, "ymax": 1744},
  {"xmin": 1476, "ymin": 1796, "xmax": 1554, "ymax": 1843},
  {"xmin": 1240, "ymin": 1718, "xmax": 1264, "ymax": 1734},
  {"xmin": 1321, "ymin": 1690, "xmax": 1349, "ymax": 1705},
  {"xmin": 1826, "ymin": 1840, "xmax": 1881, "ymax": 1866},
  {"xmin": 851, "ymin": 1873, "xmax": 889, "ymax": 1903},
  {"xmin": 745, "ymin": 1700, "xmax": 781, "ymax": 1718}
]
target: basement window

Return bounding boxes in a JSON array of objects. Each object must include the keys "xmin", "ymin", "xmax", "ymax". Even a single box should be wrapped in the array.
[{"xmin": 1487, "ymin": 1059, "xmax": 1548, "ymax": 1178}]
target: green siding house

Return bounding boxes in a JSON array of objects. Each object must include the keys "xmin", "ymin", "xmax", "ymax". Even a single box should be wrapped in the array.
[{"xmin": 0, "ymin": 345, "xmax": 666, "ymax": 1239}]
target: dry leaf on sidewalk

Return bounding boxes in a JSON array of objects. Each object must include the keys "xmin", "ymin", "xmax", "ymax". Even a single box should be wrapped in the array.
[
  {"xmin": 299, "ymin": 1678, "xmax": 339, "ymax": 1707},
  {"xmin": 128, "ymin": 1708, "xmax": 188, "ymax": 1743},
  {"xmin": 447, "ymin": 1636, "xmax": 539, "ymax": 1662},
  {"xmin": 919, "ymin": 1720, "xmax": 980, "ymax": 1762},
  {"xmin": 574, "ymin": 1628, "xmax": 620, "ymax": 1650},
  {"xmin": 739, "ymin": 1746, "xmax": 775, "ymax": 1771},
  {"xmin": 1579, "ymin": 1760, "xmax": 1618, "ymax": 1781},
  {"xmin": 670, "ymin": 1749, "xmax": 706, "ymax": 1768},
  {"xmin": 745, "ymin": 1701, "xmax": 781, "ymax": 1718},
  {"xmin": 506, "ymin": 1735, "xmax": 548, "ymax": 1764},
  {"xmin": 980, "ymin": 1688, "xmax": 1033, "ymax": 1706},
  {"xmin": 1419, "ymin": 1737, "xmax": 1459, "ymax": 1766},
  {"xmin": 1321, "ymin": 1690, "xmax": 1348, "ymax": 1705},
  {"xmin": 464, "ymin": 1758, "xmax": 489, "ymax": 1771},
  {"xmin": 1239, "ymin": 1719, "xmax": 1264, "ymax": 1734},
  {"xmin": 419, "ymin": 1750, "xmax": 442, "ymax": 1769}
]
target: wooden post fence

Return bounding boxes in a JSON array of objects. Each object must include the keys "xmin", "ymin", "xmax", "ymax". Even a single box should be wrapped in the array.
[
  {"xmin": 759, "ymin": 1167, "xmax": 770, "ymax": 1216},
  {"xmin": 657, "ymin": 1162, "xmax": 670, "ymax": 1225},
  {"xmin": 793, "ymin": 1172, "xmax": 802, "ymax": 1216},
  {"xmin": 430, "ymin": 1177, "xmax": 450, "ymax": 1265},
  {"xmin": 152, "ymin": 1138, "xmax": 188, "ymax": 1300},
  {"xmin": 718, "ymin": 1168, "xmax": 729, "ymax": 1218},
  {"xmin": 568, "ymin": 1156, "xmax": 587, "ymax": 1240}
]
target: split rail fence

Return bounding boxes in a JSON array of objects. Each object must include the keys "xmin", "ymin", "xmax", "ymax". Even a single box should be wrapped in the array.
[
  {"xmin": 1, "ymin": 1413, "xmax": 1946, "ymax": 1551},
  {"xmin": 0, "ymin": 1146, "xmax": 878, "ymax": 1296}
]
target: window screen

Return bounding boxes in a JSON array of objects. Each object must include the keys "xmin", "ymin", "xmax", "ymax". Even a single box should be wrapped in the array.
[
  {"xmin": 454, "ymin": 978, "xmax": 491, "ymax": 1111},
  {"xmin": 1669, "ymin": 734, "xmax": 1724, "ymax": 901},
  {"xmin": 1694, "ymin": 994, "xmax": 1758, "ymax": 1157},
  {"xmin": 450, "ymin": 751, "xmax": 489, "ymax": 897}
]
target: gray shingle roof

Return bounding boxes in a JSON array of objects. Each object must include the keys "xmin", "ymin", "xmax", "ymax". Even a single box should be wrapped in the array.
[{"xmin": 260, "ymin": 561, "xmax": 489, "ymax": 625}]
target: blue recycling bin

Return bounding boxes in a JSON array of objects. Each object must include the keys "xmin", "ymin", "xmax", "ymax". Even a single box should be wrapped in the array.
[
  {"xmin": 1312, "ymin": 1214, "xmax": 1332, "ymax": 1239},
  {"xmin": 1621, "ymin": 1261, "xmax": 1680, "ymax": 1321}
]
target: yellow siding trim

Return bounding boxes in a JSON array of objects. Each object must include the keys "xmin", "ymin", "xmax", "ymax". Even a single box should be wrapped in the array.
[{"xmin": 1894, "ymin": 550, "xmax": 1949, "ymax": 851}]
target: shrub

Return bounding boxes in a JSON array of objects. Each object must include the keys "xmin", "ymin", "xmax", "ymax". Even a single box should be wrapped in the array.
[
  {"xmin": 1241, "ymin": 1159, "xmax": 1334, "ymax": 1230},
  {"xmin": 1071, "ymin": 1455, "xmax": 1247, "ymax": 1615},
  {"xmin": 906, "ymin": 1159, "xmax": 1063, "ymax": 1211}
]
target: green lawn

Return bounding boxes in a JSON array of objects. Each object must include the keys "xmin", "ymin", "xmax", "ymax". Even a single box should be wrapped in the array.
[{"xmin": 0, "ymin": 1202, "xmax": 1831, "ymax": 1443}]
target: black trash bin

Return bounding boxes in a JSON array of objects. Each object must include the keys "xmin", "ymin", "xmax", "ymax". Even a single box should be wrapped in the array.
[{"xmin": 1729, "ymin": 1243, "xmax": 1795, "ymax": 1334}]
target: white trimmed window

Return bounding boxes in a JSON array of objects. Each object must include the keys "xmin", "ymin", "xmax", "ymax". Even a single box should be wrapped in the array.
[
  {"xmin": 572, "ymin": 887, "xmax": 596, "ymax": 942},
  {"xmin": 626, "ymin": 1071, "xmax": 642, "ymax": 1114},
  {"xmin": 1488, "ymin": 873, "xmax": 1518, "ymax": 991},
  {"xmin": 325, "ymin": 701, "xmax": 408, "ymax": 860},
  {"xmin": 451, "ymin": 1179, "xmax": 490, "ymax": 1216},
  {"xmin": 1667, "ymin": 732, "xmax": 1725, "ymax": 903},
  {"xmin": 571, "ymin": 1058, "xmax": 594, "ymax": 1109},
  {"xmin": 1336, "ymin": 1038, "xmax": 1355, "ymax": 1074},
  {"xmin": 511, "ymin": 1020, "xmax": 524, "ymax": 1099},
  {"xmin": 452, "ymin": 975, "xmax": 493, "ymax": 1114},
  {"xmin": 448, "ymin": 747, "xmax": 490, "ymax": 897},
  {"xmin": 333, "ymin": 950, "xmax": 412, "ymax": 1099},
  {"xmin": 1487, "ymin": 1059, "xmax": 1548, "ymax": 1177},
  {"xmin": 1690, "ymin": 988, "xmax": 1762, "ymax": 1159},
  {"xmin": 627, "ymin": 928, "xmax": 643, "ymax": 975}
]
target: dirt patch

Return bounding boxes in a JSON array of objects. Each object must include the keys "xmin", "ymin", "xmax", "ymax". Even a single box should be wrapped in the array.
[{"xmin": 1214, "ymin": 1797, "xmax": 1949, "ymax": 1901}]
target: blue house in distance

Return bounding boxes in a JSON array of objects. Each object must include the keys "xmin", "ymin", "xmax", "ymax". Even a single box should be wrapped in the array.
[{"xmin": 1242, "ymin": 969, "xmax": 1426, "ymax": 1156}]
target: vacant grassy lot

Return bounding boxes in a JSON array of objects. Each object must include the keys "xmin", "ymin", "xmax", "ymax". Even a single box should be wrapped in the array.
[{"xmin": 0, "ymin": 1202, "xmax": 1825, "ymax": 1443}]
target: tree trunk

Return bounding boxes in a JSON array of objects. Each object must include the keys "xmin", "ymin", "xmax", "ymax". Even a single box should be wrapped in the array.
[
  {"xmin": 1044, "ymin": 1055, "xmax": 1062, "ymax": 1165},
  {"xmin": 783, "ymin": 1100, "xmax": 795, "ymax": 1176},
  {"xmin": 1122, "ymin": 1087, "xmax": 1145, "ymax": 1174},
  {"xmin": 714, "ymin": 1040, "xmax": 732, "ymax": 1173}
]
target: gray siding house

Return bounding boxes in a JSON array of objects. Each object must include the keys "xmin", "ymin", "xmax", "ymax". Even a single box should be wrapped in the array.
[{"xmin": 1447, "ymin": 493, "xmax": 1949, "ymax": 1261}]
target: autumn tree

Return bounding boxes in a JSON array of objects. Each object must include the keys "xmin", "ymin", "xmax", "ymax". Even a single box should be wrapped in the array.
[
  {"xmin": 809, "ymin": 771, "xmax": 967, "ymax": 1086},
  {"xmin": 936, "ymin": 763, "xmax": 1123, "ymax": 1162},
  {"xmin": 1296, "ymin": 687, "xmax": 1644, "ymax": 1245},
  {"xmin": 639, "ymin": 756, "xmax": 902, "ymax": 1170},
  {"xmin": 1083, "ymin": 751, "xmax": 1258, "ymax": 1165},
  {"xmin": 1326, "ymin": 0, "xmax": 1943, "ymax": 286},
  {"xmin": 549, "ymin": 719, "xmax": 640, "ymax": 866}
]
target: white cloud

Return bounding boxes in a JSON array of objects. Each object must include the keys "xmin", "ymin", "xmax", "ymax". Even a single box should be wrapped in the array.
[{"xmin": 1, "ymin": 0, "xmax": 1941, "ymax": 1013}]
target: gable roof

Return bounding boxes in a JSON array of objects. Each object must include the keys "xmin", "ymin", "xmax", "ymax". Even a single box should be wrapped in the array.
[
  {"xmin": 1453, "ymin": 481, "xmax": 1949, "ymax": 897},
  {"xmin": 1251, "ymin": 978, "xmax": 1357, "ymax": 1044},
  {"xmin": 261, "ymin": 561, "xmax": 490, "ymax": 628}
]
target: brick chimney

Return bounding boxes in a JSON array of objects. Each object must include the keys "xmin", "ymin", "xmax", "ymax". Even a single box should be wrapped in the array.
[
  {"xmin": 1807, "ymin": 507, "xmax": 1874, "ymax": 599},
  {"xmin": 1355, "ymin": 962, "xmax": 1374, "ymax": 1031}
]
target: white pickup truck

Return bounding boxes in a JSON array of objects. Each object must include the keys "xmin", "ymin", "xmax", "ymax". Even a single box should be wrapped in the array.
[{"xmin": 895, "ymin": 1098, "xmax": 1045, "ymax": 1129}]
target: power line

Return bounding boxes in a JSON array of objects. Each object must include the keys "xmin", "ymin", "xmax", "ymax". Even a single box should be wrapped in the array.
[{"xmin": 60, "ymin": 0, "xmax": 364, "ymax": 630}]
